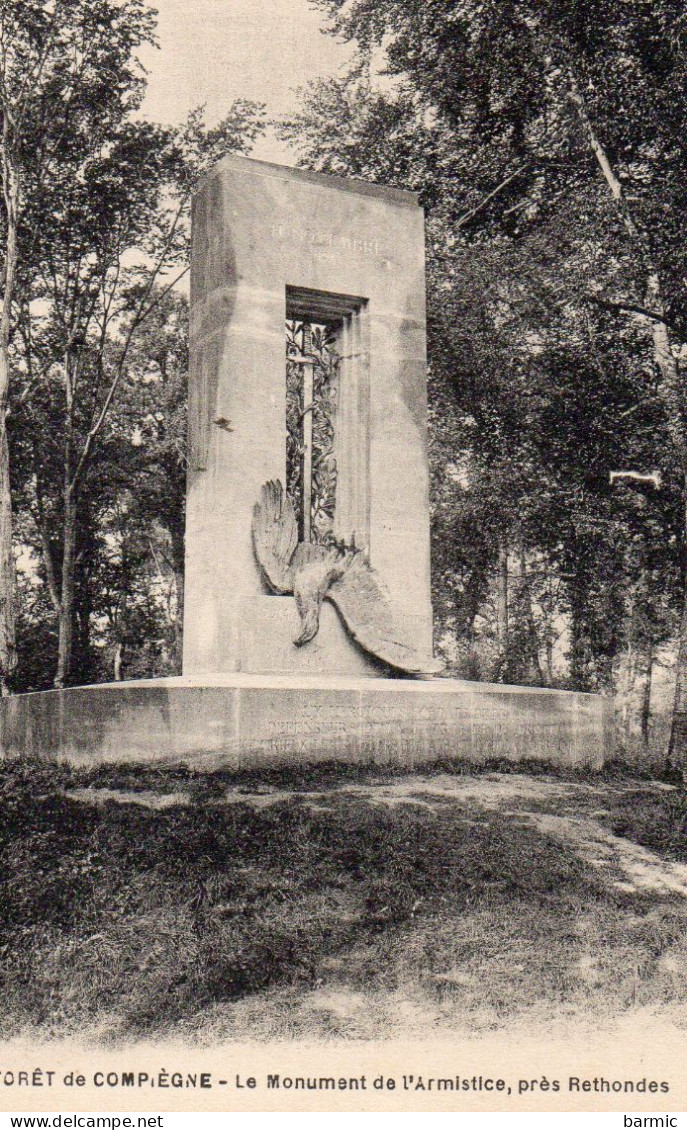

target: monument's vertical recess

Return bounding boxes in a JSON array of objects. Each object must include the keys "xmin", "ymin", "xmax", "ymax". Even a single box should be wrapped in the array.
[
  {"xmin": 337, "ymin": 301, "xmax": 371, "ymax": 551},
  {"xmin": 183, "ymin": 155, "xmax": 434, "ymax": 677}
]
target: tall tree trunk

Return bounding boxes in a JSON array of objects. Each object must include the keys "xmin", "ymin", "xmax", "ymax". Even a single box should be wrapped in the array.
[
  {"xmin": 668, "ymin": 541, "xmax": 687, "ymax": 770},
  {"xmin": 621, "ymin": 641, "xmax": 638, "ymax": 745},
  {"xmin": 496, "ymin": 538, "xmax": 509, "ymax": 679},
  {"xmin": 0, "ymin": 427, "xmax": 16, "ymax": 694},
  {"xmin": 644, "ymin": 286, "xmax": 687, "ymax": 769},
  {"xmin": 640, "ymin": 642, "xmax": 654, "ymax": 750},
  {"xmin": 72, "ymin": 496, "xmax": 97, "ymax": 685},
  {"xmin": 518, "ymin": 546, "xmax": 544, "ymax": 684},
  {"xmin": 0, "ymin": 137, "xmax": 19, "ymax": 693},
  {"xmin": 543, "ymin": 574, "xmax": 556, "ymax": 686},
  {"xmin": 54, "ymin": 342, "xmax": 79, "ymax": 690},
  {"xmin": 54, "ymin": 488, "xmax": 76, "ymax": 689},
  {"xmin": 567, "ymin": 568, "xmax": 595, "ymax": 690}
]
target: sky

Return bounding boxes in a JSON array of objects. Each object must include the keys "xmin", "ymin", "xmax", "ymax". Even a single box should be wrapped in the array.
[{"xmin": 137, "ymin": 0, "xmax": 352, "ymax": 164}]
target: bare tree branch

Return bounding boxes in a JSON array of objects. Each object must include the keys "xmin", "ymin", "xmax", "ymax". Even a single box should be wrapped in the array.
[
  {"xmin": 588, "ymin": 294, "xmax": 683, "ymax": 339},
  {"xmin": 456, "ymin": 163, "xmax": 531, "ymax": 231}
]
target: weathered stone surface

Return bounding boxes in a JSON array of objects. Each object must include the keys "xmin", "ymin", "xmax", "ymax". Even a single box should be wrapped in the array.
[
  {"xmin": 0, "ymin": 676, "xmax": 611, "ymax": 770},
  {"xmin": 183, "ymin": 155, "xmax": 434, "ymax": 677},
  {"xmin": 239, "ymin": 598, "xmax": 381, "ymax": 677}
]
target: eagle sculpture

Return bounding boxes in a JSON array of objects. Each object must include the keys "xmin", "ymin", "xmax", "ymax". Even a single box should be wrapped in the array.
[{"xmin": 252, "ymin": 480, "xmax": 442, "ymax": 677}]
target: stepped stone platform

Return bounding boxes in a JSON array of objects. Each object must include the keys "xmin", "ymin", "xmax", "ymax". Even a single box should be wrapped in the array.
[{"xmin": 0, "ymin": 675, "xmax": 611, "ymax": 771}]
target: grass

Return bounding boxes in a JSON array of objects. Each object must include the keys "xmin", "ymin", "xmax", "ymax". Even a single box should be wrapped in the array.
[
  {"xmin": 608, "ymin": 786, "xmax": 687, "ymax": 862},
  {"xmin": 0, "ymin": 756, "xmax": 685, "ymax": 1043},
  {"xmin": 7, "ymin": 751, "xmax": 669, "ymax": 796}
]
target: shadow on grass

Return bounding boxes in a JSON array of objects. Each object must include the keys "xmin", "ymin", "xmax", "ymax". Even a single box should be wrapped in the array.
[
  {"xmin": 3, "ymin": 749, "xmax": 670, "ymax": 800},
  {"xmin": 0, "ymin": 757, "xmax": 685, "ymax": 1042},
  {"xmin": 0, "ymin": 759, "xmax": 598, "ymax": 1038}
]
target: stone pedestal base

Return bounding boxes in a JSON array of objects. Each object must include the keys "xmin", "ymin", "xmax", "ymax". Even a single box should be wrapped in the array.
[{"xmin": 0, "ymin": 675, "xmax": 610, "ymax": 771}]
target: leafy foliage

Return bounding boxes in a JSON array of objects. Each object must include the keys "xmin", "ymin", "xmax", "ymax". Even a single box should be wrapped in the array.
[
  {"xmin": 1, "ymin": 0, "xmax": 265, "ymax": 686},
  {"xmin": 280, "ymin": 0, "xmax": 687, "ymax": 742}
]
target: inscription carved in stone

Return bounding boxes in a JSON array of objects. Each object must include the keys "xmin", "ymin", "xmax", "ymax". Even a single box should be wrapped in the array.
[{"xmin": 270, "ymin": 223, "xmax": 384, "ymax": 257}]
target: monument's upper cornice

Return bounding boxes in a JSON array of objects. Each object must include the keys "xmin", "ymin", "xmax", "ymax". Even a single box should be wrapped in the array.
[{"xmin": 198, "ymin": 153, "xmax": 420, "ymax": 209}]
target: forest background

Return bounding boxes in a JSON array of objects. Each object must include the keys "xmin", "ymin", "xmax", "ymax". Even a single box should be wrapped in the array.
[{"xmin": 1, "ymin": 0, "xmax": 686, "ymax": 768}]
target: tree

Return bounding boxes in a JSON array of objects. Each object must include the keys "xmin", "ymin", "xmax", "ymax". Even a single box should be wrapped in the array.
[
  {"xmin": 10, "ymin": 291, "xmax": 189, "ymax": 688},
  {"xmin": 2, "ymin": 1, "xmax": 264, "ymax": 688},
  {"xmin": 281, "ymin": 0, "xmax": 687, "ymax": 752},
  {"xmin": 14, "ymin": 101, "xmax": 262, "ymax": 687},
  {"xmin": 0, "ymin": 0, "xmax": 157, "ymax": 691},
  {"xmin": 88, "ymin": 288, "xmax": 189, "ymax": 678}
]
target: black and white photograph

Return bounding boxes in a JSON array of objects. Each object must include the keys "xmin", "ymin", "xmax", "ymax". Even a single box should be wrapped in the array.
[{"xmin": 0, "ymin": 0, "xmax": 685, "ymax": 1115}]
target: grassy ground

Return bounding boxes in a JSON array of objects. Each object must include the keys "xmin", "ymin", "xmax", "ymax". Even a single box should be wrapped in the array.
[{"xmin": 0, "ymin": 756, "xmax": 686, "ymax": 1044}]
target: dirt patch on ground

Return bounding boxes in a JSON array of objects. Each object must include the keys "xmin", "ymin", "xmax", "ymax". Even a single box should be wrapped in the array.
[
  {"xmin": 65, "ymin": 768, "xmax": 669, "ymax": 809},
  {"xmin": 64, "ymin": 772, "xmax": 687, "ymax": 898},
  {"xmin": 66, "ymin": 786, "xmax": 191, "ymax": 810},
  {"xmin": 522, "ymin": 812, "xmax": 687, "ymax": 897}
]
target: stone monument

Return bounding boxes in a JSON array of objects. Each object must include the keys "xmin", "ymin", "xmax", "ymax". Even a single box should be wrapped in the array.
[
  {"xmin": 184, "ymin": 155, "xmax": 435, "ymax": 679},
  {"xmin": 0, "ymin": 156, "xmax": 610, "ymax": 769}
]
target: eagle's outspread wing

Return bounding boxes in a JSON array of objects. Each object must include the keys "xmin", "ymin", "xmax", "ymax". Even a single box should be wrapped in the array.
[
  {"xmin": 327, "ymin": 554, "xmax": 443, "ymax": 676},
  {"xmin": 252, "ymin": 480, "xmax": 443, "ymax": 676},
  {"xmin": 251, "ymin": 480, "xmax": 298, "ymax": 593}
]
